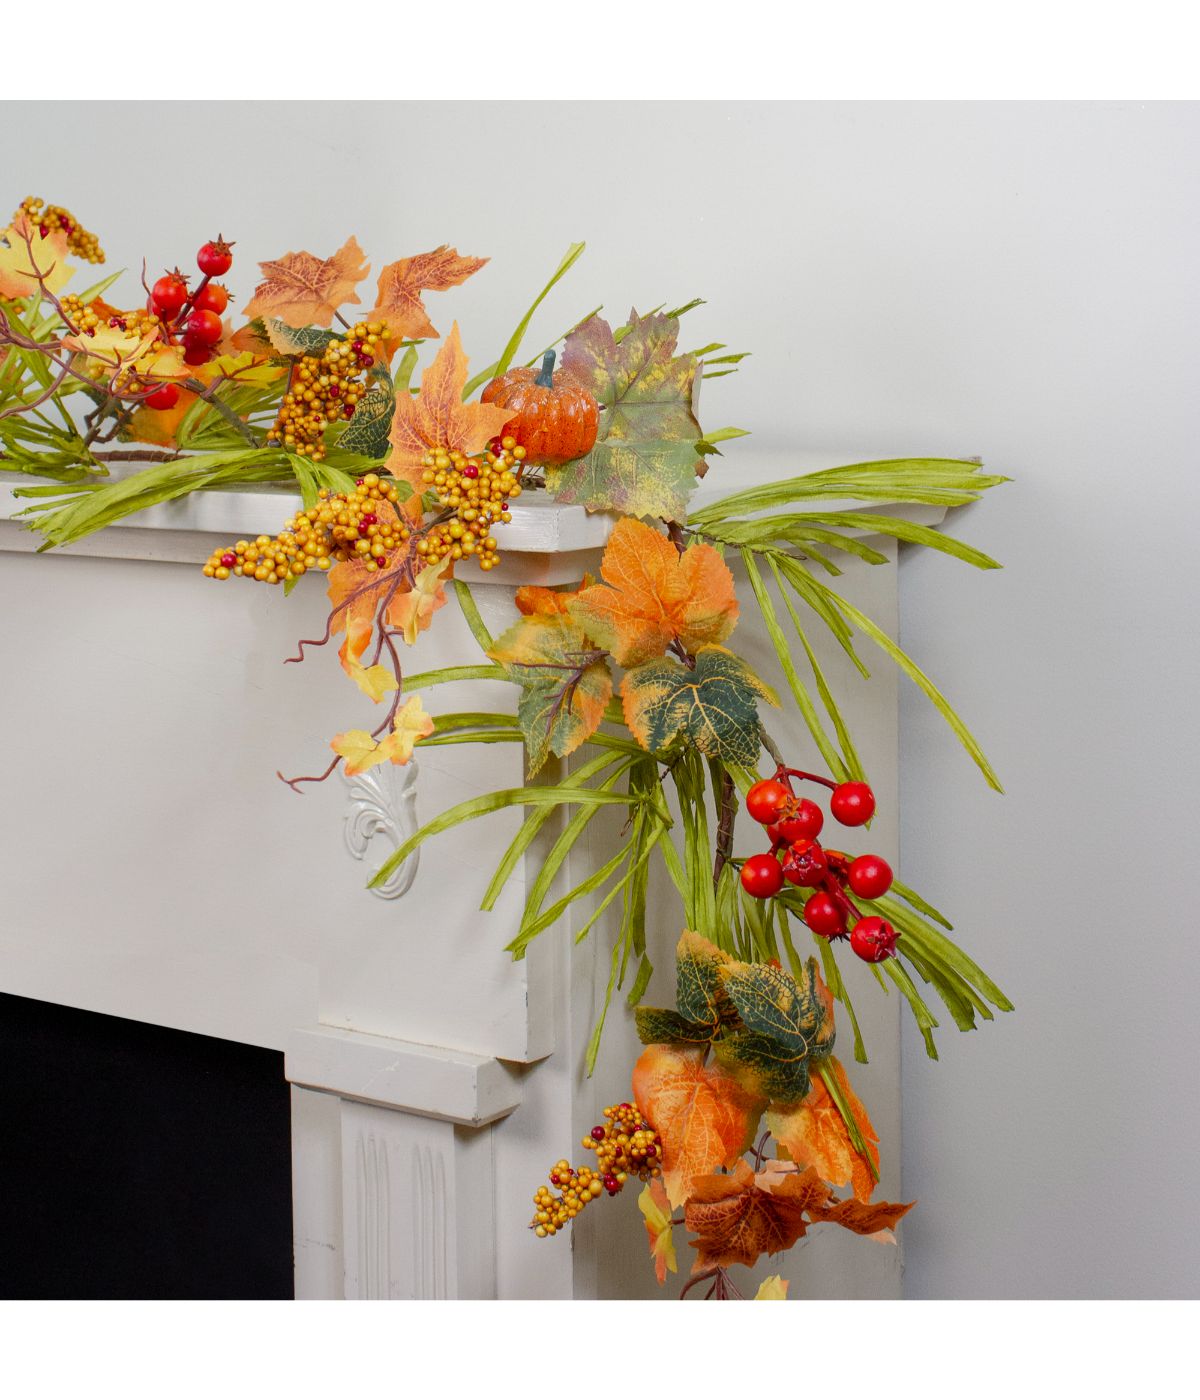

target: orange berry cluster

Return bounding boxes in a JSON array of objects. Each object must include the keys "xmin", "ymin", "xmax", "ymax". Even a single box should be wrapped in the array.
[
  {"xmin": 61, "ymin": 295, "xmax": 159, "ymax": 341},
  {"xmin": 266, "ymin": 321, "xmax": 387, "ymax": 462},
  {"xmin": 203, "ymin": 475, "xmax": 410, "ymax": 583},
  {"xmin": 417, "ymin": 437, "xmax": 524, "ymax": 572},
  {"xmin": 16, "ymin": 197, "xmax": 104, "ymax": 263},
  {"xmin": 530, "ymin": 1104, "xmax": 662, "ymax": 1239}
]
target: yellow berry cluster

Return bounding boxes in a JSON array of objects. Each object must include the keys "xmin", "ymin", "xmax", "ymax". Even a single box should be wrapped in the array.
[
  {"xmin": 61, "ymin": 295, "xmax": 159, "ymax": 340},
  {"xmin": 417, "ymin": 437, "xmax": 525, "ymax": 572},
  {"xmin": 16, "ymin": 197, "xmax": 105, "ymax": 263},
  {"xmin": 203, "ymin": 475, "xmax": 409, "ymax": 583},
  {"xmin": 267, "ymin": 321, "xmax": 387, "ymax": 462},
  {"xmin": 530, "ymin": 1104, "xmax": 663, "ymax": 1239}
]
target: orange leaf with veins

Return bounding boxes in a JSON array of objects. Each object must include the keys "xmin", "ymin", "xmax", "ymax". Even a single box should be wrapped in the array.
[
  {"xmin": 569, "ymin": 518, "xmax": 739, "ymax": 668},
  {"xmin": 638, "ymin": 1179, "xmax": 678, "ymax": 1285},
  {"xmin": 326, "ymin": 494, "xmax": 425, "ymax": 641},
  {"xmin": 338, "ymin": 616, "xmax": 400, "ymax": 702},
  {"xmin": 387, "ymin": 556, "xmax": 452, "ymax": 646},
  {"xmin": 0, "ymin": 218, "xmax": 72, "ymax": 299},
  {"xmin": 766, "ymin": 1054, "xmax": 881, "ymax": 1202},
  {"xmin": 513, "ymin": 576, "xmax": 594, "ymax": 618},
  {"xmin": 632, "ymin": 1044, "xmax": 764, "ymax": 1208},
  {"xmin": 242, "ymin": 236, "xmax": 370, "ymax": 329},
  {"xmin": 384, "ymin": 324, "xmax": 516, "ymax": 488},
  {"xmin": 369, "ymin": 246, "xmax": 488, "ymax": 343}
]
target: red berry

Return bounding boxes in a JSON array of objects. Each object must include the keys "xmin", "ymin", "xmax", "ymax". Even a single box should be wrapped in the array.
[
  {"xmin": 803, "ymin": 891, "xmax": 847, "ymax": 938},
  {"xmin": 196, "ymin": 237, "xmax": 234, "ymax": 277},
  {"xmin": 746, "ymin": 779, "xmax": 790, "ymax": 826},
  {"xmin": 183, "ymin": 341, "xmax": 213, "ymax": 367},
  {"xmin": 774, "ymin": 799, "xmax": 824, "ymax": 844},
  {"xmin": 185, "ymin": 309, "xmax": 223, "ymax": 346},
  {"xmin": 847, "ymin": 854, "xmax": 893, "ymax": 900},
  {"xmin": 831, "ymin": 782, "xmax": 876, "ymax": 826},
  {"xmin": 462, "ymin": 463, "xmax": 480, "ymax": 479},
  {"xmin": 360, "ymin": 513, "xmax": 377, "ymax": 526},
  {"xmin": 782, "ymin": 838, "xmax": 828, "ymax": 888},
  {"xmin": 220, "ymin": 552, "xmax": 237, "ymax": 568},
  {"xmin": 590, "ymin": 1126, "xmax": 606, "ymax": 1141},
  {"xmin": 151, "ymin": 274, "xmax": 188, "ymax": 318},
  {"xmin": 192, "ymin": 281, "xmax": 229, "ymax": 315},
  {"xmin": 620, "ymin": 1103, "xmax": 632, "ymax": 1111},
  {"xmin": 144, "ymin": 382, "xmax": 179, "ymax": 410},
  {"xmin": 549, "ymin": 1173, "xmax": 561, "ymax": 1185},
  {"xmin": 849, "ymin": 916, "xmax": 897, "ymax": 963},
  {"xmin": 740, "ymin": 852, "xmax": 784, "ymax": 899}
]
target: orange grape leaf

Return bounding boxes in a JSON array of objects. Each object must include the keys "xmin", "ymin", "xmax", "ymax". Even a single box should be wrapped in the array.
[
  {"xmin": 755, "ymin": 1275, "xmax": 789, "ymax": 1299},
  {"xmin": 811, "ymin": 1193, "xmax": 914, "ymax": 1238},
  {"xmin": 326, "ymin": 494, "xmax": 425, "ymax": 640},
  {"xmin": 766, "ymin": 1054, "xmax": 881, "ymax": 1202},
  {"xmin": 684, "ymin": 1160, "xmax": 814, "ymax": 1270},
  {"xmin": 514, "ymin": 576, "xmax": 593, "ymax": 618},
  {"xmin": 369, "ymin": 246, "xmax": 488, "ymax": 342},
  {"xmin": 338, "ymin": 616, "xmax": 400, "ymax": 703},
  {"xmin": 242, "ymin": 236, "xmax": 370, "ymax": 329},
  {"xmin": 384, "ymin": 323, "xmax": 516, "ymax": 488},
  {"xmin": 570, "ymin": 518, "xmax": 738, "ymax": 668},
  {"xmin": 0, "ymin": 218, "xmax": 72, "ymax": 299},
  {"xmin": 637, "ymin": 1179, "xmax": 678, "ymax": 1285},
  {"xmin": 387, "ymin": 556, "xmax": 452, "ymax": 646},
  {"xmin": 632, "ymin": 1044, "xmax": 764, "ymax": 1208}
]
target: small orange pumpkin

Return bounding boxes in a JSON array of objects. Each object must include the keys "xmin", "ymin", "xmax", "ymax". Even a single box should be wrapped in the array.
[{"xmin": 480, "ymin": 350, "xmax": 599, "ymax": 466}]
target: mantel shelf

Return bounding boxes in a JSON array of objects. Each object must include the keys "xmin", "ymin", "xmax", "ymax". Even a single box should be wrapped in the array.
[{"xmin": 0, "ymin": 449, "xmax": 957, "ymax": 579}]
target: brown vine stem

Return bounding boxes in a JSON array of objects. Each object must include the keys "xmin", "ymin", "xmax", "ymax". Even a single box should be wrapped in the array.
[
  {"xmin": 712, "ymin": 766, "xmax": 737, "ymax": 888},
  {"xmin": 760, "ymin": 727, "xmax": 788, "ymax": 772}
]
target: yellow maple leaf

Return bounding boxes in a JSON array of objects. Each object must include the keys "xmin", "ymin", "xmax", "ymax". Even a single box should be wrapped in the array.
[
  {"xmin": 385, "ymin": 323, "xmax": 516, "ymax": 488},
  {"xmin": 755, "ymin": 1274, "xmax": 790, "ymax": 1299},
  {"xmin": 369, "ymin": 246, "xmax": 488, "ymax": 344},
  {"xmin": 242, "ymin": 236, "xmax": 370, "ymax": 329},
  {"xmin": 0, "ymin": 218, "xmax": 72, "ymax": 299},
  {"xmin": 637, "ymin": 1179, "xmax": 678, "ymax": 1285},
  {"xmin": 570, "ymin": 518, "xmax": 739, "ymax": 668},
  {"xmin": 338, "ymin": 616, "xmax": 401, "ymax": 702},
  {"xmin": 330, "ymin": 728, "xmax": 389, "ymax": 777},
  {"xmin": 388, "ymin": 556, "xmax": 452, "ymax": 646}
]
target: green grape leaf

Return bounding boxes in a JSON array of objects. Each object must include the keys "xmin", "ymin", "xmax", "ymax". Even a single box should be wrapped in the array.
[
  {"xmin": 263, "ymin": 319, "xmax": 337, "ymax": 357},
  {"xmin": 488, "ymin": 612, "xmax": 613, "ymax": 775},
  {"xmin": 339, "ymin": 366, "xmax": 394, "ymax": 458},
  {"xmin": 722, "ymin": 957, "xmax": 836, "ymax": 1058},
  {"xmin": 547, "ymin": 309, "xmax": 704, "ymax": 519},
  {"xmin": 675, "ymin": 930, "xmax": 734, "ymax": 1028},
  {"xmin": 635, "ymin": 1007, "xmax": 716, "ymax": 1046},
  {"xmin": 621, "ymin": 646, "xmax": 778, "ymax": 764},
  {"xmin": 714, "ymin": 1028, "xmax": 813, "ymax": 1104}
]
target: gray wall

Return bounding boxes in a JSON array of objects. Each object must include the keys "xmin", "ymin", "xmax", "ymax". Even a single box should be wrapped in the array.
[{"xmin": 8, "ymin": 101, "xmax": 1198, "ymax": 1297}]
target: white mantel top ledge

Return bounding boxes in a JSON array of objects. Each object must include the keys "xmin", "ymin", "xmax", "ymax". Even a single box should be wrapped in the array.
[
  {"xmin": 286, "ymin": 1025, "xmax": 524, "ymax": 1127},
  {"xmin": 0, "ymin": 449, "xmax": 959, "ymax": 574}
]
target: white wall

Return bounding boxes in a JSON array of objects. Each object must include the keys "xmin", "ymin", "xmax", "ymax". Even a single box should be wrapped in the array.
[{"xmin": 7, "ymin": 101, "xmax": 1198, "ymax": 1297}]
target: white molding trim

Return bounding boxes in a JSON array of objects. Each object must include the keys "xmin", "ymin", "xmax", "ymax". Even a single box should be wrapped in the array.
[{"xmin": 286, "ymin": 1025, "xmax": 523, "ymax": 1126}]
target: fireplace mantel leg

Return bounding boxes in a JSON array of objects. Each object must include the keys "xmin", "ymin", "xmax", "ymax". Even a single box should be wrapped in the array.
[{"xmin": 286, "ymin": 1026, "xmax": 522, "ymax": 1300}]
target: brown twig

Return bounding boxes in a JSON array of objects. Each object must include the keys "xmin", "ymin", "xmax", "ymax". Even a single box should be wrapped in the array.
[{"xmin": 712, "ymin": 765, "xmax": 737, "ymax": 887}]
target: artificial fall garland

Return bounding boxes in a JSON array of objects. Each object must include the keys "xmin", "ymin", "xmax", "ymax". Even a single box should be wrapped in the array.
[{"xmin": 1, "ymin": 202, "xmax": 1012, "ymax": 1300}]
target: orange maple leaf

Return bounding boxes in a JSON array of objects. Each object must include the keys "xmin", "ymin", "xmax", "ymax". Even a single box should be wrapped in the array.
[
  {"xmin": 570, "ymin": 518, "xmax": 739, "ymax": 668},
  {"xmin": 384, "ymin": 323, "xmax": 516, "ymax": 488},
  {"xmin": 632, "ymin": 1044, "xmax": 764, "ymax": 1208},
  {"xmin": 766, "ymin": 1055, "xmax": 881, "ymax": 1202},
  {"xmin": 369, "ymin": 246, "xmax": 488, "ymax": 343},
  {"xmin": 242, "ymin": 236, "xmax": 370, "ymax": 329},
  {"xmin": 513, "ymin": 577, "xmax": 593, "ymax": 618}
]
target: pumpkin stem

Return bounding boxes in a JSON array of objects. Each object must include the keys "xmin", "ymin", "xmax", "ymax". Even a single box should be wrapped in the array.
[{"xmin": 536, "ymin": 349, "xmax": 556, "ymax": 389}]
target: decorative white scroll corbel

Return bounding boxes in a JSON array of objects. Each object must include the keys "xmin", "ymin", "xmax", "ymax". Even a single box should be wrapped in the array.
[{"xmin": 343, "ymin": 760, "xmax": 420, "ymax": 900}]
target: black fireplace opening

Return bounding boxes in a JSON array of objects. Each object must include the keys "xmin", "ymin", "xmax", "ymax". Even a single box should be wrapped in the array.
[{"xmin": 0, "ymin": 991, "xmax": 294, "ymax": 1300}]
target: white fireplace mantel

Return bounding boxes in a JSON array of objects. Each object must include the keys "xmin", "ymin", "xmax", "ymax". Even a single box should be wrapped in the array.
[{"xmin": 0, "ymin": 448, "xmax": 947, "ymax": 1299}]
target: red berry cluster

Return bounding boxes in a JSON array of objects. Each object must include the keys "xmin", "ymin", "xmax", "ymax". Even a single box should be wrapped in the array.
[
  {"xmin": 146, "ymin": 235, "xmax": 237, "ymax": 394},
  {"xmin": 738, "ymin": 769, "xmax": 898, "ymax": 963}
]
